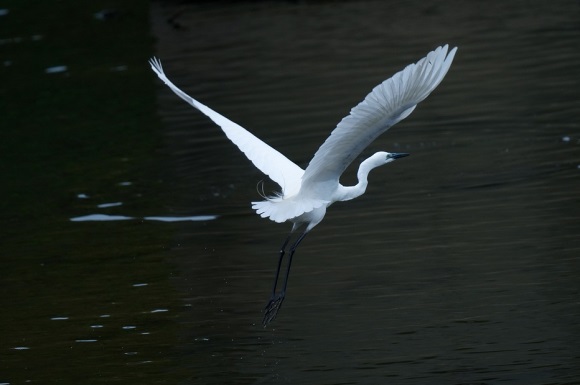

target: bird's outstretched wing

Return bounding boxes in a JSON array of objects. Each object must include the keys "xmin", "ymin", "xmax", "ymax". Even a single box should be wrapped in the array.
[
  {"xmin": 301, "ymin": 45, "xmax": 457, "ymax": 185},
  {"xmin": 149, "ymin": 58, "xmax": 304, "ymax": 196}
]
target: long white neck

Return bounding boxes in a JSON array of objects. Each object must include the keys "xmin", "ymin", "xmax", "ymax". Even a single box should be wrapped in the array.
[{"xmin": 338, "ymin": 156, "xmax": 383, "ymax": 202}]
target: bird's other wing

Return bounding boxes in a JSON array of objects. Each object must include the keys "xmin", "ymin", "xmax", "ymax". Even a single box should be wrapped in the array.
[
  {"xmin": 149, "ymin": 57, "xmax": 304, "ymax": 197},
  {"xmin": 301, "ymin": 45, "xmax": 457, "ymax": 186}
]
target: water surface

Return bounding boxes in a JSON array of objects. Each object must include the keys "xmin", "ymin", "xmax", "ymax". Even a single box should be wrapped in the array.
[
  {"xmin": 1, "ymin": 1, "xmax": 579, "ymax": 384},
  {"xmin": 151, "ymin": 1, "xmax": 580, "ymax": 384}
]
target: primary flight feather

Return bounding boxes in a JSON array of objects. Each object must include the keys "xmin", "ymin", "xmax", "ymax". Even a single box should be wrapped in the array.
[
  {"xmin": 149, "ymin": 44, "xmax": 457, "ymax": 325},
  {"xmin": 302, "ymin": 45, "xmax": 455, "ymax": 184}
]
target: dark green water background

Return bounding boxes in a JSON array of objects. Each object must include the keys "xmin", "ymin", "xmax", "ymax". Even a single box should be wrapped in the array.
[{"xmin": 1, "ymin": 1, "xmax": 580, "ymax": 384}]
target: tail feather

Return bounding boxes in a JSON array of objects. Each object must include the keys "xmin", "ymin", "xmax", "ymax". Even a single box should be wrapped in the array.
[{"xmin": 251, "ymin": 196, "xmax": 328, "ymax": 223}]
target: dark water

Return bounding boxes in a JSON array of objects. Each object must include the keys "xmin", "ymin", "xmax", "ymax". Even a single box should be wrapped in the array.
[{"xmin": 2, "ymin": 1, "xmax": 580, "ymax": 384}]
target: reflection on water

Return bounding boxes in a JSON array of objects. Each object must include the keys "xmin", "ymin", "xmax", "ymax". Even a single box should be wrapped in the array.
[
  {"xmin": 69, "ymin": 214, "xmax": 218, "ymax": 222},
  {"xmin": 1, "ymin": 0, "xmax": 579, "ymax": 384},
  {"xmin": 143, "ymin": 215, "xmax": 218, "ymax": 222},
  {"xmin": 70, "ymin": 214, "xmax": 134, "ymax": 221}
]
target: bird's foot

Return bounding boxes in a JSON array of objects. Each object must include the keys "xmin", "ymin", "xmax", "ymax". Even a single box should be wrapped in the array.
[{"xmin": 262, "ymin": 292, "xmax": 285, "ymax": 327}]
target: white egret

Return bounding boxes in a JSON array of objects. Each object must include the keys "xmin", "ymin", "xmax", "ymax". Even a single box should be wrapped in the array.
[{"xmin": 150, "ymin": 44, "xmax": 457, "ymax": 325}]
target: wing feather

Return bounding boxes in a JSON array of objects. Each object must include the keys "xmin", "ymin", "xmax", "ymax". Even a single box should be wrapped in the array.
[
  {"xmin": 301, "ymin": 45, "xmax": 457, "ymax": 185},
  {"xmin": 149, "ymin": 57, "xmax": 304, "ymax": 196}
]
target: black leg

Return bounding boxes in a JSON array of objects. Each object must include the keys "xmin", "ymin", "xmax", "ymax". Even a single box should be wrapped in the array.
[
  {"xmin": 269, "ymin": 235, "xmax": 291, "ymax": 297},
  {"xmin": 281, "ymin": 232, "xmax": 307, "ymax": 293},
  {"xmin": 262, "ymin": 232, "xmax": 308, "ymax": 327}
]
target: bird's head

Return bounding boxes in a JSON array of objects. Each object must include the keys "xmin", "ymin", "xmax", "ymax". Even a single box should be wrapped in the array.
[
  {"xmin": 358, "ymin": 151, "xmax": 411, "ymax": 180},
  {"xmin": 374, "ymin": 151, "xmax": 410, "ymax": 165}
]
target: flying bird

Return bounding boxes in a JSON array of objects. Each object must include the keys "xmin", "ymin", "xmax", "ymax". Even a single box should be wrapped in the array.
[{"xmin": 149, "ymin": 45, "xmax": 457, "ymax": 326}]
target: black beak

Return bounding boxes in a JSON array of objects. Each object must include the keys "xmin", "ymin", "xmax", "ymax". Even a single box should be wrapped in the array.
[{"xmin": 391, "ymin": 153, "xmax": 410, "ymax": 159}]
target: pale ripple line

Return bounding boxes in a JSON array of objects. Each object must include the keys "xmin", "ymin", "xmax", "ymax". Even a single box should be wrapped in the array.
[{"xmin": 69, "ymin": 214, "xmax": 218, "ymax": 222}]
